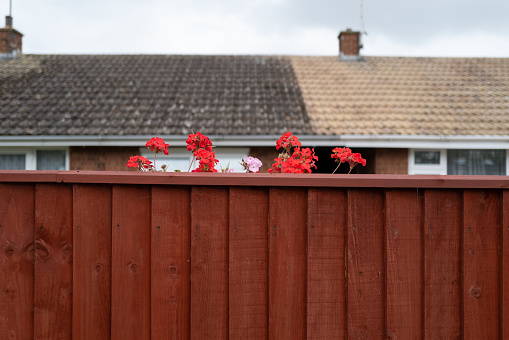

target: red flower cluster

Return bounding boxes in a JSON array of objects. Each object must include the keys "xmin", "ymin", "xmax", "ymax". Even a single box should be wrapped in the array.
[
  {"xmin": 126, "ymin": 155, "xmax": 153, "ymax": 171},
  {"xmin": 127, "ymin": 137, "xmax": 169, "ymax": 172},
  {"xmin": 186, "ymin": 132, "xmax": 213, "ymax": 155},
  {"xmin": 276, "ymin": 131, "xmax": 301, "ymax": 152},
  {"xmin": 269, "ymin": 132, "xmax": 318, "ymax": 174},
  {"xmin": 187, "ymin": 132, "xmax": 218, "ymax": 172},
  {"xmin": 145, "ymin": 137, "xmax": 169, "ymax": 155},
  {"xmin": 270, "ymin": 147, "xmax": 318, "ymax": 174},
  {"xmin": 331, "ymin": 147, "xmax": 366, "ymax": 174},
  {"xmin": 192, "ymin": 149, "xmax": 219, "ymax": 172}
]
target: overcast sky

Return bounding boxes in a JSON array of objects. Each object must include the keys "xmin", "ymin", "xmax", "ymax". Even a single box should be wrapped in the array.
[{"xmin": 3, "ymin": 0, "xmax": 509, "ymax": 57}]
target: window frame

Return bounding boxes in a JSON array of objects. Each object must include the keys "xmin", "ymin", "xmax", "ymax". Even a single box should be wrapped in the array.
[
  {"xmin": 409, "ymin": 148, "xmax": 509, "ymax": 175},
  {"xmin": 408, "ymin": 149, "xmax": 447, "ymax": 175},
  {"xmin": 0, "ymin": 147, "xmax": 69, "ymax": 170}
]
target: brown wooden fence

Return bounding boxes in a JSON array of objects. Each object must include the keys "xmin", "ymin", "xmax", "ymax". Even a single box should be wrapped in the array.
[{"xmin": 1, "ymin": 171, "xmax": 508, "ymax": 339}]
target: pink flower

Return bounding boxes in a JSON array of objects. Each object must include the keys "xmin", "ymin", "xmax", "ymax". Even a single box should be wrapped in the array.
[{"xmin": 242, "ymin": 156, "xmax": 263, "ymax": 173}]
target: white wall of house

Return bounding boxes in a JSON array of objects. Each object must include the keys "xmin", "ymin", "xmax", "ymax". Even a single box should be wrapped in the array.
[{"xmin": 140, "ymin": 147, "xmax": 249, "ymax": 172}]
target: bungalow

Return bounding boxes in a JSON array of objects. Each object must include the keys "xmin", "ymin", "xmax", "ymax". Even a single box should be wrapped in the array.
[{"xmin": 1, "ymin": 17, "xmax": 509, "ymax": 174}]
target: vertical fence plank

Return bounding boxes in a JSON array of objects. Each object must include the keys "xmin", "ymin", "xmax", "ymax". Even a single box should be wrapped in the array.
[
  {"xmin": 190, "ymin": 187, "xmax": 229, "ymax": 340},
  {"xmin": 346, "ymin": 188, "xmax": 385, "ymax": 339},
  {"xmin": 0, "ymin": 183, "xmax": 35, "ymax": 339},
  {"xmin": 229, "ymin": 187, "xmax": 269, "ymax": 339},
  {"xmin": 503, "ymin": 190, "xmax": 509, "ymax": 339},
  {"xmin": 268, "ymin": 187, "xmax": 307, "ymax": 340},
  {"xmin": 385, "ymin": 189, "xmax": 423, "ymax": 339},
  {"xmin": 307, "ymin": 188, "xmax": 346, "ymax": 339},
  {"xmin": 151, "ymin": 186, "xmax": 191, "ymax": 339},
  {"xmin": 424, "ymin": 189, "xmax": 462, "ymax": 339},
  {"xmin": 73, "ymin": 184, "xmax": 112, "ymax": 339},
  {"xmin": 463, "ymin": 190, "xmax": 500, "ymax": 339},
  {"xmin": 34, "ymin": 183, "xmax": 73, "ymax": 339},
  {"xmin": 111, "ymin": 185, "xmax": 151, "ymax": 340}
]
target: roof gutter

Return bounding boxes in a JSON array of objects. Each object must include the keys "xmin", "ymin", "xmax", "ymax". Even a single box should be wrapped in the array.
[{"xmin": 1, "ymin": 134, "xmax": 509, "ymax": 149}]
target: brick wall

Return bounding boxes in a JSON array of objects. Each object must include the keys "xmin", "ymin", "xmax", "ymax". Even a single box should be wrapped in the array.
[
  {"xmin": 70, "ymin": 146, "xmax": 139, "ymax": 171},
  {"xmin": 374, "ymin": 148, "xmax": 408, "ymax": 174},
  {"xmin": 0, "ymin": 29, "xmax": 22, "ymax": 54},
  {"xmin": 339, "ymin": 30, "xmax": 360, "ymax": 56}
]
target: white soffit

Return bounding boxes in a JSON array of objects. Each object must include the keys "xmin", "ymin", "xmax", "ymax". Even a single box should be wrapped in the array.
[{"xmin": 1, "ymin": 134, "xmax": 509, "ymax": 149}]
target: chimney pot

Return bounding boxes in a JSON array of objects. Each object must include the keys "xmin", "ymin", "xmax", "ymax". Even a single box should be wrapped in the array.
[{"xmin": 5, "ymin": 15, "xmax": 12, "ymax": 28}]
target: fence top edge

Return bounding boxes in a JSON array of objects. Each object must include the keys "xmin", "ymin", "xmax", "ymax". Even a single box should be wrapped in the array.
[{"xmin": 1, "ymin": 170, "xmax": 509, "ymax": 189}]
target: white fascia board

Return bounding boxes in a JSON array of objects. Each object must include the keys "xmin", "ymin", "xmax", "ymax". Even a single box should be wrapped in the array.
[
  {"xmin": 1, "ymin": 134, "xmax": 509, "ymax": 149},
  {"xmin": 338, "ymin": 135, "xmax": 509, "ymax": 149},
  {"xmin": 0, "ymin": 135, "xmax": 282, "ymax": 147}
]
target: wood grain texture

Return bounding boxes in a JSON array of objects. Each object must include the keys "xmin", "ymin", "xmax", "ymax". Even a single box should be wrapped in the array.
[
  {"xmin": 72, "ymin": 184, "xmax": 112, "ymax": 339},
  {"xmin": 307, "ymin": 188, "xmax": 346, "ymax": 339},
  {"xmin": 268, "ymin": 187, "xmax": 307, "ymax": 340},
  {"xmin": 346, "ymin": 189, "xmax": 385, "ymax": 339},
  {"xmin": 111, "ymin": 185, "xmax": 152, "ymax": 340},
  {"xmin": 1, "ymin": 175, "xmax": 509, "ymax": 338},
  {"xmin": 385, "ymin": 189, "xmax": 424, "ymax": 339},
  {"xmin": 0, "ymin": 183, "xmax": 35, "ymax": 339},
  {"xmin": 462, "ymin": 190, "xmax": 500, "ymax": 339},
  {"xmin": 151, "ymin": 186, "xmax": 191, "ymax": 339},
  {"xmin": 190, "ymin": 186, "xmax": 229, "ymax": 340},
  {"xmin": 34, "ymin": 183, "xmax": 73, "ymax": 339},
  {"xmin": 229, "ymin": 187, "xmax": 269, "ymax": 339},
  {"xmin": 424, "ymin": 189, "xmax": 462, "ymax": 339},
  {"xmin": 4, "ymin": 171, "xmax": 509, "ymax": 190},
  {"xmin": 502, "ymin": 190, "xmax": 509, "ymax": 339}
]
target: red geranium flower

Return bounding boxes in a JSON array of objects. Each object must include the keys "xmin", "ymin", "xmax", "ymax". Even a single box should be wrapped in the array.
[
  {"xmin": 276, "ymin": 131, "xmax": 301, "ymax": 152},
  {"xmin": 126, "ymin": 155, "xmax": 153, "ymax": 171},
  {"xmin": 270, "ymin": 132, "xmax": 317, "ymax": 174},
  {"xmin": 186, "ymin": 132, "xmax": 213, "ymax": 155},
  {"xmin": 145, "ymin": 137, "xmax": 169, "ymax": 155},
  {"xmin": 192, "ymin": 149, "xmax": 219, "ymax": 172},
  {"xmin": 331, "ymin": 147, "xmax": 366, "ymax": 174}
]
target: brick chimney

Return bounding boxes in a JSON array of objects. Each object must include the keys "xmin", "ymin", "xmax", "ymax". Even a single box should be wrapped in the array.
[
  {"xmin": 338, "ymin": 28, "xmax": 362, "ymax": 61},
  {"xmin": 0, "ymin": 16, "xmax": 23, "ymax": 58}
]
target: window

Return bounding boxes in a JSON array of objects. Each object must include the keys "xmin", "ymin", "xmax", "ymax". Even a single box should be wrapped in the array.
[
  {"xmin": 447, "ymin": 150, "xmax": 506, "ymax": 175},
  {"xmin": 409, "ymin": 149, "xmax": 507, "ymax": 175},
  {"xmin": 37, "ymin": 150, "xmax": 67, "ymax": 170},
  {"xmin": 0, "ymin": 154, "xmax": 26, "ymax": 170},
  {"xmin": 414, "ymin": 151, "xmax": 440, "ymax": 165},
  {"xmin": 0, "ymin": 148, "xmax": 69, "ymax": 170},
  {"xmin": 141, "ymin": 147, "xmax": 249, "ymax": 172},
  {"xmin": 409, "ymin": 149, "xmax": 447, "ymax": 174}
]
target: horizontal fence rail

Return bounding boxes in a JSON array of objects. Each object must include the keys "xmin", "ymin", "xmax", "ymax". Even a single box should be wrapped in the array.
[{"xmin": 0, "ymin": 171, "xmax": 508, "ymax": 339}]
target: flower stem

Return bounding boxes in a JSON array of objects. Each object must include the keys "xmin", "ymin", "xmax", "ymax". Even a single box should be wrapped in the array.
[
  {"xmin": 188, "ymin": 156, "xmax": 195, "ymax": 172},
  {"xmin": 332, "ymin": 162, "xmax": 341, "ymax": 174}
]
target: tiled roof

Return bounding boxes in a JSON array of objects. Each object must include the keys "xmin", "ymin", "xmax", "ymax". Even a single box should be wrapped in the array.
[
  {"xmin": 0, "ymin": 55, "xmax": 311, "ymax": 136},
  {"xmin": 1, "ymin": 54, "xmax": 509, "ymax": 137},
  {"xmin": 291, "ymin": 56, "xmax": 509, "ymax": 136}
]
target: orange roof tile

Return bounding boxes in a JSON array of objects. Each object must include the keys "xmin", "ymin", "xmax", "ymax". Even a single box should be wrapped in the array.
[{"xmin": 291, "ymin": 56, "xmax": 509, "ymax": 136}]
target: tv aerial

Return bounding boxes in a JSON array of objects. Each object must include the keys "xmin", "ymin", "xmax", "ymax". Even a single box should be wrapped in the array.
[{"xmin": 6, "ymin": 0, "xmax": 19, "ymax": 50}]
